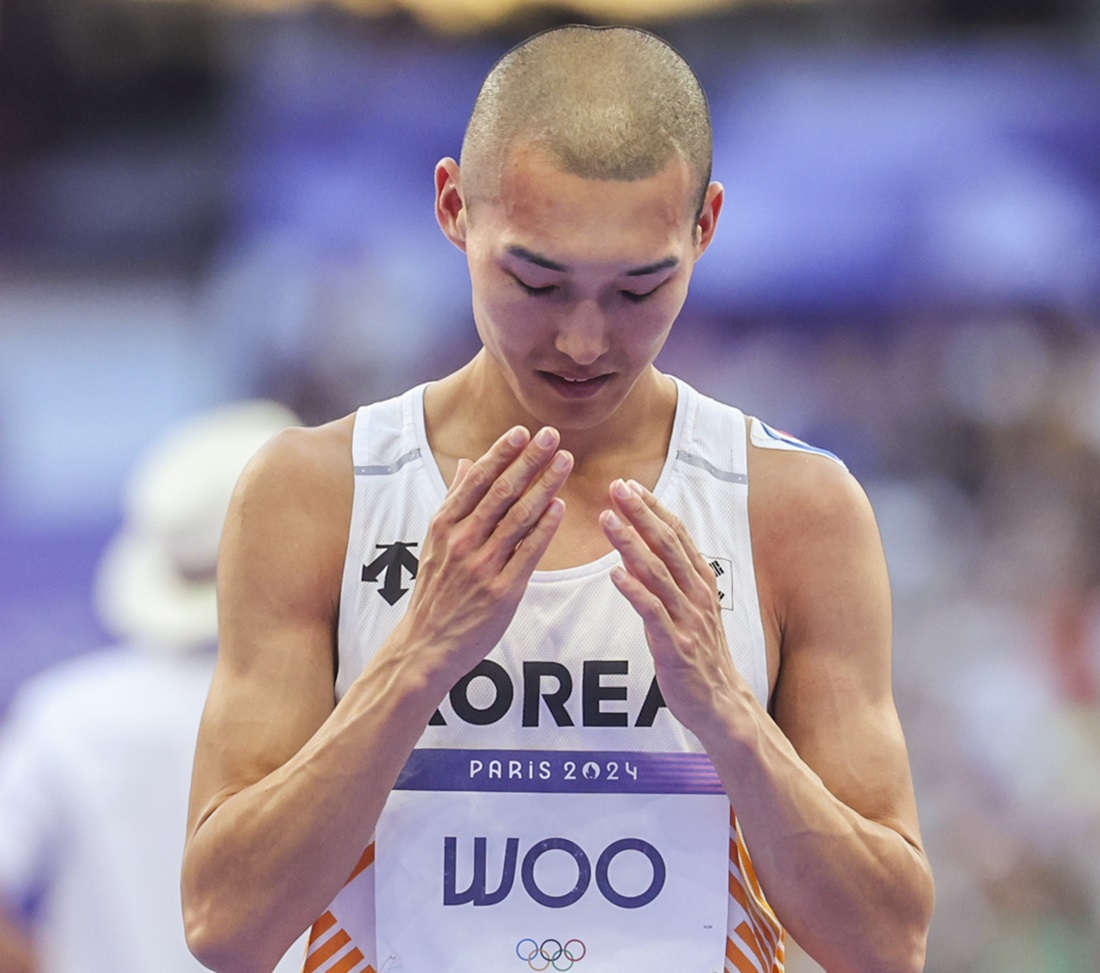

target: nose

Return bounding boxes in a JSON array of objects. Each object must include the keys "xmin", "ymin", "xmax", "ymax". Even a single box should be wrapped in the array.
[{"xmin": 554, "ymin": 299, "xmax": 609, "ymax": 366}]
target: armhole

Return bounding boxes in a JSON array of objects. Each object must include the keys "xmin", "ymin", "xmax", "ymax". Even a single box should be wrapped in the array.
[{"xmin": 336, "ymin": 407, "xmax": 373, "ymax": 700}]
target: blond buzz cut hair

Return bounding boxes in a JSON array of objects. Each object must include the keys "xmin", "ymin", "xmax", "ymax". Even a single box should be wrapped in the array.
[{"xmin": 460, "ymin": 24, "xmax": 713, "ymax": 220}]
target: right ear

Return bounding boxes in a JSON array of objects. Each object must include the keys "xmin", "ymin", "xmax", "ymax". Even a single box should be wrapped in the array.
[{"xmin": 435, "ymin": 158, "xmax": 468, "ymax": 252}]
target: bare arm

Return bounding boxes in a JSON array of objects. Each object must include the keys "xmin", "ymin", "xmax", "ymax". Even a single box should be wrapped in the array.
[
  {"xmin": 182, "ymin": 420, "xmax": 573, "ymax": 973},
  {"xmin": 0, "ymin": 909, "xmax": 35, "ymax": 973},
  {"xmin": 600, "ymin": 456, "xmax": 934, "ymax": 973}
]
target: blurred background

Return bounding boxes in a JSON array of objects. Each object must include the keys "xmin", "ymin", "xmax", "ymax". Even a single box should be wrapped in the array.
[{"xmin": 1, "ymin": 0, "xmax": 1099, "ymax": 969}]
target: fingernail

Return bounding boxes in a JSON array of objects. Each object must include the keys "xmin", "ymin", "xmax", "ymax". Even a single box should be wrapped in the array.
[
  {"xmin": 552, "ymin": 451, "xmax": 572, "ymax": 472},
  {"xmin": 611, "ymin": 479, "xmax": 631, "ymax": 500},
  {"xmin": 603, "ymin": 509, "xmax": 622, "ymax": 530},
  {"xmin": 627, "ymin": 479, "xmax": 645, "ymax": 496},
  {"xmin": 507, "ymin": 426, "xmax": 528, "ymax": 447},
  {"xmin": 536, "ymin": 427, "xmax": 557, "ymax": 448}
]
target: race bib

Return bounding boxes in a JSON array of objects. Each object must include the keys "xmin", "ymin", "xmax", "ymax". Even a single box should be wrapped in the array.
[{"xmin": 375, "ymin": 749, "xmax": 728, "ymax": 972}]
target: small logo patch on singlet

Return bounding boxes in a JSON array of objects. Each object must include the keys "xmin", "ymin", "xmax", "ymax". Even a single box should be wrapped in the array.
[
  {"xmin": 704, "ymin": 555, "xmax": 734, "ymax": 610},
  {"xmin": 361, "ymin": 542, "xmax": 420, "ymax": 605}
]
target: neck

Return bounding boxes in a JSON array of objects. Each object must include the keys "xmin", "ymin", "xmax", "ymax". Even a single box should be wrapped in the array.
[{"xmin": 424, "ymin": 352, "xmax": 677, "ymax": 473}]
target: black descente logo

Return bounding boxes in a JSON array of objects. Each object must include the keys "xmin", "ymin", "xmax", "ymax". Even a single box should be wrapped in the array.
[{"xmin": 362, "ymin": 542, "xmax": 419, "ymax": 605}]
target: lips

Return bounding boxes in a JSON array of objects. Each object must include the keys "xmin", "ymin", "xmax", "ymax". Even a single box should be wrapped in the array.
[{"xmin": 538, "ymin": 370, "xmax": 612, "ymax": 399}]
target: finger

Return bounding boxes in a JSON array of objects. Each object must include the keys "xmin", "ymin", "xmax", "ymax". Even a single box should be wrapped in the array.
[
  {"xmin": 600, "ymin": 506, "xmax": 686, "ymax": 614},
  {"xmin": 625, "ymin": 479, "xmax": 716, "ymax": 586},
  {"xmin": 607, "ymin": 479, "xmax": 699, "ymax": 596},
  {"xmin": 498, "ymin": 496, "xmax": 567, "ymax": 585},
  {"xmin": 446, "ymin": 457, "xmax": 473, "ymax": 496},
  {"xmin": 488, "ymin": 448, "xmax": 574, "ymax": 559},
  {"xmin": 442, "ymin": 425, "xmax": 531, "ymax": 521},
  {"xmin": 609, "ymin": 563, "xmax": 676, "ymax": 640},
  {"xmin": 466, "ymin": 427, "xmax": 565, "ymax": 539}
]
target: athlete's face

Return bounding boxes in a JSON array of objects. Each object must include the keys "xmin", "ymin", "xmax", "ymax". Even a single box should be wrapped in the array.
[{"xmin": 436, "ymin": 144, "xmax": 723, "ymax": 431}]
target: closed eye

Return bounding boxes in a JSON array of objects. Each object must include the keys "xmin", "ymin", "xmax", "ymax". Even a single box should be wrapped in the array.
[
  {"xmin": 620, "ymin": 288, "xmax": 660, "ymax": 304},
  {"xmin": 513, "ymin": 277, "xmax": 557, "ymax": 297}
]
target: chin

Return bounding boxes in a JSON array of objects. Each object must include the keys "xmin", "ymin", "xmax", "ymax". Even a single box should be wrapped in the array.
[{"xmin": 522, "ymin": 386, "xmax": 631, "ymax": 433}]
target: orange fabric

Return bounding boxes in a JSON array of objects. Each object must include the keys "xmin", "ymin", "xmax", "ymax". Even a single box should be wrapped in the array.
[
  {"xmin": 304, "ymin": 929, "xmax": 349, "ymax": 973},
  {"xmin": 345, "ymin": 844, "xmax": 375, "ymax": 886},
  {"xmin": 325, "ymin": 948, "xmax": 366, "ymax": 973},
  {"xmin": 729, "ymin": 807, "xmax": 785, "ymax": 972},
  {"xmin": 735, "ymin": 920, "xmax": 768, "ymax": 970},
  {"xmin": 726, "ymin": 935, "xmax": 761, "ymax": 973},
  {"xmin": 307, "ymin": 911, "xmax": 337, "ymax": 944}
]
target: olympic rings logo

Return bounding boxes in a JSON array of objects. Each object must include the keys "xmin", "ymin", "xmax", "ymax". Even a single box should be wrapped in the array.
[{"xmin": 516, "ymin": 938, "xmax": 586, "ymax": 971}]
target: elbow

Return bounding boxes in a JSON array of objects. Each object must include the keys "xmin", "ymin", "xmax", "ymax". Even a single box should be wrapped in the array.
[
  {"xmin": 184, "ymin": 911, "xmax": 271, "ymax": 973},
  {"xmin": 182, "ymin": 878, "xmax": 271, "ymax": 973},
  {"xmin": 878, "ymin": 924, "xmax": 931, "ymax": 973},
  {"xmin": 879, "ymin": 926, "xmax": 931, "ymax": 973},
  {"xmin": 830, "ymin": 924, "xmax": 930, "ymax": 973},
  {"xmin": 866, "ymin": 860, "xmax": 935, "ymax": 973},
  {"xmin": 818, "ymin": 857, "xmax": 934, "ymax": 973},
  {"xmin": 182, "ymin": 894, "xmax": 240, "ymax": 973},
  {"xmin": 901, "ymin": 854, "xmax": 935, "ymax": 973},
  {"xmin": 182, "ymin": 874, "xmax": 305, "ymax": 973}
]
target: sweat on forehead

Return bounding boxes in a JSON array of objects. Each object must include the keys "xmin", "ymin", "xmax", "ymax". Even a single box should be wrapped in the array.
[{"xmin": 460, "ymin": 24, "xmax": 713, "ymax": 212}]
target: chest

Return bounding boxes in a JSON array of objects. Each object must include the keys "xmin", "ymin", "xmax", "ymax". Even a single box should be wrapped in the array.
[
  {"xmin": 535, "ymin": 464, "xmax": 665, "ymax": 570},
  {"xmin": 537, "ymin": 496, "xmax": 616, "ymax": 570}
]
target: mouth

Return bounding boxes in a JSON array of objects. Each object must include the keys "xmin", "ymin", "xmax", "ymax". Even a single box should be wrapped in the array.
[{"xmin": 537, "ymin": 370, "xmax": 613, "ymax": 399}]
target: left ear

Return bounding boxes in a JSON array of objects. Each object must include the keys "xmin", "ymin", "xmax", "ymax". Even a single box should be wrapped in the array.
[{"xmin": 693, "ymin": 181, "xmax": 724, "ymax": 258}]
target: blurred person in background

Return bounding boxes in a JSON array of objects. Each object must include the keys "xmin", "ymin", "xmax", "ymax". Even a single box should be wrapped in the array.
[
  {"xmin": 0, "ymin": 401, "xmax": 302, "ymax": 973},
  {"xmin": 182, "ymin": 24, "xmax": 933, "ymax": 973}
]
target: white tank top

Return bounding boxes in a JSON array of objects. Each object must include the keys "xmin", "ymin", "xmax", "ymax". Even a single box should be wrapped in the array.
[{"xmin": 302, "ymin": 377, "xmax": 835, "ymax": 973}]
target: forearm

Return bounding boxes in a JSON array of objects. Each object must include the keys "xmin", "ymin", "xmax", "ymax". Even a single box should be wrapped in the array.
[
  {"xmin": 183, "ymin": 645, "xmax": 447, "ymax": 973},
  {"xmin": 0, "ymin": 911, "xmax": 35, "ymax": 973},
  {"xmin": 702, "ymin": 702, "xmax": 933, "ymax": 973}
]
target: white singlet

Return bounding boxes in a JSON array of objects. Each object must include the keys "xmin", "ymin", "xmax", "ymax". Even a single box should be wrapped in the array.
[{"xmin": 302, "ymin": 378, "xmax": 842, "ymax": 973}]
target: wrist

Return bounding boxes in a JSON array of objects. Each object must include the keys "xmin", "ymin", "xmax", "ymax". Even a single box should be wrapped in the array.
[
  {"xmin": 691, "ymin": 682, "xmax": 767, "ymax": 764},
  {"xmin": 352, "ymin": 623, "xmax": 457, "ymax": 726}
]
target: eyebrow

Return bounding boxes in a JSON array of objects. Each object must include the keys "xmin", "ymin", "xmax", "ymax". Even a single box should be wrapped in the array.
[
  {"xmin": 507, "ymin": 246, "xmax": 568, "ymax": 272},
  {"xmin": 625, "ymin": 257, "xmax": 679, "ymax": 277},
  {"xmin": 506, "ymin": 246, "xmax": 679, "ymax": 278}
]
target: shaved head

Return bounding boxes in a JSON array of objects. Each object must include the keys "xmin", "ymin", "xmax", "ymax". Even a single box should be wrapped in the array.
[{"xmin": 461, "ymin": 25, "xmax": 713, "ymax": 219}]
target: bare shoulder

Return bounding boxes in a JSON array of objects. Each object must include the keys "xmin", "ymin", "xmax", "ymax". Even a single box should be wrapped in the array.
[
  {"xmin": 233, "ymin": 413, "xmax": 356, "ymax": 529},
  {"xmin": 747, "ymin": 422, "xmax": 885, "ymax": 644},
  {"xmin": 747, "ymin": 422, "xmax": 872, "ymax": 541},
  {"xmin": 216, "ymin": 411, "xmax": 357, "ymax": 674},
  {"xmin": 224, "ymin": 411, "xmax": 356, "ymax": 606}
]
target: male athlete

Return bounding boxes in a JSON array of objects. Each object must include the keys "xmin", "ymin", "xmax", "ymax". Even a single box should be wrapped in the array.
[{"xmin": 183, "ymin": 25, "xmax": 934, "ymax": 973}]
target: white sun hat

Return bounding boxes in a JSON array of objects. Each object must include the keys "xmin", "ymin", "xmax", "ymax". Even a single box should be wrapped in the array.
[{"xmin": 94, "ymin": 400, "xmax": 300, "ymax": 654}]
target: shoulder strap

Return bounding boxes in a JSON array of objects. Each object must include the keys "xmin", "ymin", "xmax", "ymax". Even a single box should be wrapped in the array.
[
  {"xmin": 748, "ymin": 417, "xmax": 848, "ymax": 470},
  {"xmin": 351, "ymin": 386, "xmax": 426, "ymax": 475},
  {"xmin": 672, "ymin": 378, "xmax": 750, "ymax": 486}
]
